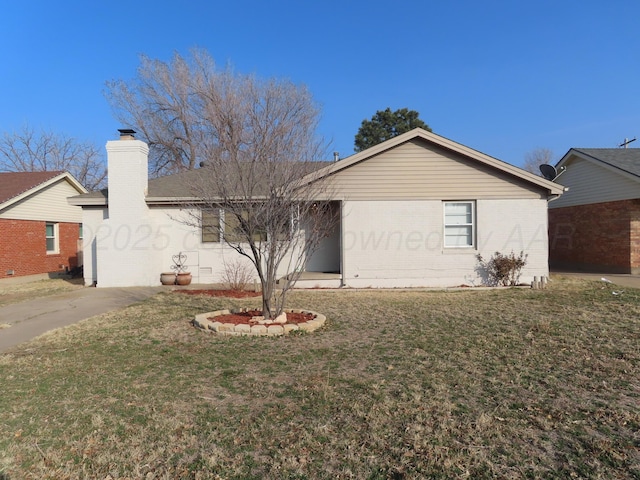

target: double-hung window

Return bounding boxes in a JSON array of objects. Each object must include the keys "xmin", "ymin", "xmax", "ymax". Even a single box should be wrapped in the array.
[
  {"xmin": 46, "ymin": 222, "xmax": 59, "ymax": 254},
  {"xmin": 444, "ymin": 201, "xmax": 475, "ymax": 248}
]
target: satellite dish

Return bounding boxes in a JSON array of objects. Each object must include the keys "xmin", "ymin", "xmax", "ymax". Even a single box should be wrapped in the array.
[{"xmin": 539, "ymin": 164, "xmax": 558, "ymax": 180}]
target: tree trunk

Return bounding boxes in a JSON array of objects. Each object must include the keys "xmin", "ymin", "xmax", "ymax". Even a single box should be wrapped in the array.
[{"xmin": 261, "ymin": 278, "xmax": 273, "ymax": 319}]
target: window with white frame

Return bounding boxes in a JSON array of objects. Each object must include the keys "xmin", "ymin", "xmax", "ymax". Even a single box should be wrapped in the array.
[
  {"xmin": 45, "ymin": 222, "xmax": 59, "ymax": 253},
  {"xmin": 443, "ymin": 201, "xmax": 475, "ymax": 248}
]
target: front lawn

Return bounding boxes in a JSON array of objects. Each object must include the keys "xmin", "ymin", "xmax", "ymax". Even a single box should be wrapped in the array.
[
  {"xmin": 1, "ymin": 276, "xmax": 638, "ymax": 479},
  {"xmin": 0, "ymin": 278, "xmax": 82, "ymax": 307}
]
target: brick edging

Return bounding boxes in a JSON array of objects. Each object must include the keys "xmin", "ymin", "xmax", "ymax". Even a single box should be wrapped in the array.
[{"xmin": 193, "ymin": 308, "xmax": 326, "ymax": 336}]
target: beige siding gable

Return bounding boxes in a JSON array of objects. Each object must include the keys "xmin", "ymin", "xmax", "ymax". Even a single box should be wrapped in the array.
[
  {"xmin": 0, "ymin": 179, "xmax": 83, "ymax": 222},
  {"xmin": 325, "ymin": 139, "xmax": 545, "ymax": 200},
  {"xmin": 550, "ymin": 158, "xmax": 640, "ymax": 208}
]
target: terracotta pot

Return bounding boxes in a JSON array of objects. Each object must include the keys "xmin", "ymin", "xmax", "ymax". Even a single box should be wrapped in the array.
[
  {"xmin": 160, "ymin": 272, "xmax": 176, "ymax": 285},
  {"xmin": 176, "ymin": 272, "xmax": 192, "ymax": 286}
]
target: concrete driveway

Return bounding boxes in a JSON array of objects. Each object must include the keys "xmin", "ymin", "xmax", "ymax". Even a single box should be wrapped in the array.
[
  {"xmin": 0, "ymin": 286, "xmax": 163, "ymax": 353},
  {"xmin": 551, "ymin": 271, "xmax": 640, "ymax": 290}
]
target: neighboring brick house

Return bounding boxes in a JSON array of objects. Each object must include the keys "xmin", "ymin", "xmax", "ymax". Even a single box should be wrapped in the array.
[
  {"xmin": 0, "ymin": 171, "xmax": 87, "ymax": 279},
  {"xmin": 548, "ymin": 148, "xmax": 640, "ymax": 274}
]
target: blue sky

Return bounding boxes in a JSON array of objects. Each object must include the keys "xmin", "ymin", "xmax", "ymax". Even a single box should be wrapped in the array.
[{"xmin": 2, "ymin": 0, "xmax": 640, "ymax": 170}]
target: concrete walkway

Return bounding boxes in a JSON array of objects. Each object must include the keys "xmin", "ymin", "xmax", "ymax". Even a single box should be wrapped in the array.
[{"xmin": 0, "ymin": 286, "xmax": 163, "ymax": 353}]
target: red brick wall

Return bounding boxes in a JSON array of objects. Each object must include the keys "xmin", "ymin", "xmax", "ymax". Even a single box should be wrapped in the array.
[
  {"xmin": 0, "ymin": 219, "xmax": 80, "ymax": 279},
  {"xmin": 631, "ymin": 206, "xmax": 640, "ymax": 272},
  {"xmin": 549, "ymin": 199, "xmax": 640, "ymax": 273}
]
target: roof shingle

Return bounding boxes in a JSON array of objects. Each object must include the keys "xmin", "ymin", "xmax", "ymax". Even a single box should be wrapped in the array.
[
  {"xmin": 570, "ymin": 148, "xmax": 640, "ymax": 178},
  {"xmin": 0, "ymin": 171, "xmax": 65, "ymax": 205}
]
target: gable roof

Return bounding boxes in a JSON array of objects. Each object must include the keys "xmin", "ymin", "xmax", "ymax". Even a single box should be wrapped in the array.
[
  {"xmin": 298, "ymin": 128, "xmax": 565, "ymax": 197},
  {"xmin": 557, "ymin": 148, "xmax": 640, "ymax": 181},
  {"xmin": 71, "ymin": 128, "xmax": 565, "ymax": 207},
  {"xmin": 0, "ymin": 171, "xmax": 87, "ymax": 210}
]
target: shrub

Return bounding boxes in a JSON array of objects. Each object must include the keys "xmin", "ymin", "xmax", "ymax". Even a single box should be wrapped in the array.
[
  {"xmin": 476, "ymin": 251, "xmax": 528, "ymax": 286},
  {"xmin": 221, "ymin": 258, "xmax": 254, "ymax": 291}
]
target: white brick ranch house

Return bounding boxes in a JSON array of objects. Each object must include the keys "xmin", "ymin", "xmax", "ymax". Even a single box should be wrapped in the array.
[{"xmin": 69, "ymin": 128, "xmax": 564, "ymax": 288}]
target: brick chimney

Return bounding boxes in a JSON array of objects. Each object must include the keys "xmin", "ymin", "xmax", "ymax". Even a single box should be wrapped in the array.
[
  {"xmin": 106, "ymin": 129, "xmax": 149, "ymax": 217},
  {"xmin": 97, "ymin": 129, "xmax": 155, "ymax": 286}
]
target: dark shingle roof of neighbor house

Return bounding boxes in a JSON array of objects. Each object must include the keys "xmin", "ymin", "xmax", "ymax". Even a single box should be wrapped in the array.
[
  {"xmin": 0, "ymin": 171, "xmax": 65, "ymax": 205},
  {"xmin": 569, "ymin": 148, "xmax": 640, "ymax": 179}
]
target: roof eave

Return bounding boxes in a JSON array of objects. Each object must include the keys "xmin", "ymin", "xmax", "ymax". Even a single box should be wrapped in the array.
[
  {"xmin": 146, "ymin": 194, "xmax": 273, "ymax": 205},
  {"xmin": 68, "ymin": 196, "xmax": 107, "ymax": 207},
  {"xmin": 145, "ymin": 196, "xmax": 200, "ymax": 205}
]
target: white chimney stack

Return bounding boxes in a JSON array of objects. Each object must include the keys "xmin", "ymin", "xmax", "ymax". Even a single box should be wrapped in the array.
[
  {"xmin": 106, "ymin": 129, "xmax": 149, "ymax": 217},
  {"xmin": 97, "ymin": 129, "xmax": 156, "ymax": 286}
]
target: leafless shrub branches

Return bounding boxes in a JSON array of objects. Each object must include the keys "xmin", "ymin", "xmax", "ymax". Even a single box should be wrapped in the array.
[{"xmin": 220, "ymin": 258, "xmax": 254, "ymax": 292}]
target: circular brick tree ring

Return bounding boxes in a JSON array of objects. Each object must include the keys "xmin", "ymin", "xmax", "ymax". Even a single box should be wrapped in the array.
[{"xmin": 193, "ymin": 308, "xmax": 326, "ymax": 336}]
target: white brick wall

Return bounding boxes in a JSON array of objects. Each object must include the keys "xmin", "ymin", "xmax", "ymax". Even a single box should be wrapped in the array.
[
  {"xmin": 80, "ymin": 208, "xmax": 104, "ymax": 285},
  {"xmin": 151, "ymin": 208, "xmax": 298, "ymax": 285},
  {"xmin": 341, "ymin": 199, "xmax": 549, "ymax": 288}
]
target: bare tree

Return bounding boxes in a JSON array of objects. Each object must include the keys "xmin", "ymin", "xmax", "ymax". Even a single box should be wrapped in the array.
[
  {"xmin": 110, "ymin": 49, "xmax": 338, "ymax": 318},
  {"xmin": 523, "ymin": 147, "xmax": 554, "ymax": 175},
  {"xmin": 0, "ymin": 125, "xmax": 107, "ymax": 190},
  {"xmin": 105, "ymin": 52, "xmax": 208, "ymax": 176}
]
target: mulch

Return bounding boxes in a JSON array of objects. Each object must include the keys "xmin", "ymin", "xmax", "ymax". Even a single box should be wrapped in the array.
[{"xmin": 174, "ymin": 289, "xmax": 261, "ymax": 299}]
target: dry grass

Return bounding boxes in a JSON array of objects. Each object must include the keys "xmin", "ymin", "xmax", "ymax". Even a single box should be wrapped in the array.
[
  {"xmin": 0, "ymin": 275, "xmax": 639, "ymax": 479},
  {"xmin": 0, "ymin": 278, "xmax": 83, "ymax": 307}
]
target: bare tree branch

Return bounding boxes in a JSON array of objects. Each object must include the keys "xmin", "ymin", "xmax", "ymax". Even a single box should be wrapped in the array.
[
  {"xmin": 110, "ymin": 49, "xmax": 338, "ymax": 318},
  {"xmin": 105, "ymin": 51, "xmax": 212, "ymax": 176},
  {"xmin": 523, "ymin": 147, "xmax": 554, "ymax": 175},
  {"xmin": 0, "ymin": 124, "xmax": 106, "ymax": 190}
]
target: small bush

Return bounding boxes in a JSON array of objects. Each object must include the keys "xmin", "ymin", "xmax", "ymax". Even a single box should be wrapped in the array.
[
  {"xmin": 476, "ymin": 251, "xmax": 528, "ymax": 286},
  {"xmin": 221, "ymin": 258, "xmax": 254, "ymax": 291}
]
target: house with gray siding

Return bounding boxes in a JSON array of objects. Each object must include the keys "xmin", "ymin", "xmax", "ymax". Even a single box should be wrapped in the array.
[{"xmin": 70, "ymin": 128, "xmax": 564, "ymax": 288}]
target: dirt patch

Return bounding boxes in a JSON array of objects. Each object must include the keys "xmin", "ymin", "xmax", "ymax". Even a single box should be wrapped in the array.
[{"xmin": 174, "ymin": 289, "xmax": 261, "ymax": 299}]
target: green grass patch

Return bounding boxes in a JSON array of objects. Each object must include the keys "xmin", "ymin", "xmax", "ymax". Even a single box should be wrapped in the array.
[{"xmin": 1, "ymin": 276, "xmax": 639, "ymax": 478}]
